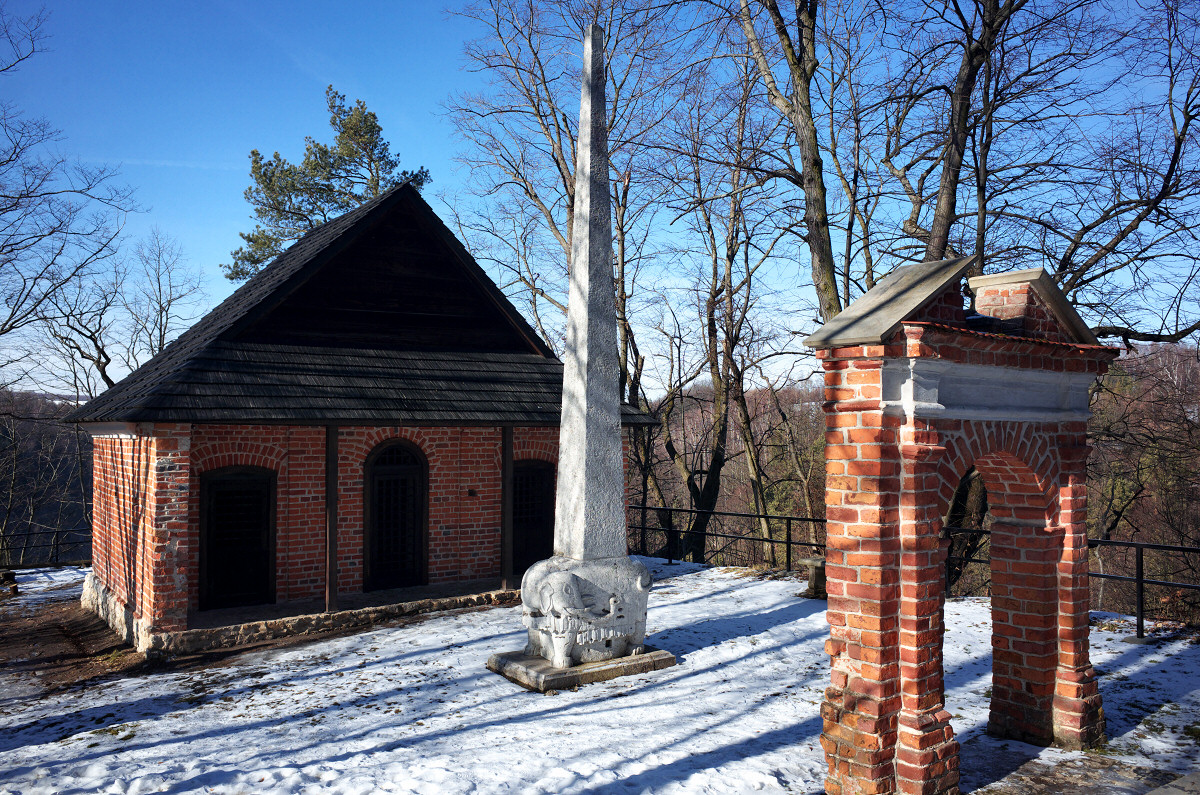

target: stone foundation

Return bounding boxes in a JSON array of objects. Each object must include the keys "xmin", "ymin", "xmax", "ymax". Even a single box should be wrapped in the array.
[
  {"xmin": 82, "ymin": 572, "xmax": 155, "ymax": 651},
  {"xmin": 83, "ymin": 572, "xmax": 518, "ymax": 656}
]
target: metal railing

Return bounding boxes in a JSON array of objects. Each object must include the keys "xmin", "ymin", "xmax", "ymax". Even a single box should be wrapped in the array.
[
  {"xmin": 628, "ymin": 505, "xmax": 826, "ymax": 571},
  {"xmin": 0, "ymin": 526, "xmax": 92, "ymax": 568},
  {"xmin": 935, "ymin": 527, "xmax": 1200, "ymax": 639},
  {"xmin": 631, "ymin": 509, "xmax": 1200, "ymax": 639}
]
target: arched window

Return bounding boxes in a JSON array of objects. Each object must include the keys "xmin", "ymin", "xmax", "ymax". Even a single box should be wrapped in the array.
[
  {"xmin": 200, "ymin": 466, "xmax": 276, "ymax": 610},
  {"xmin": 364, "ymin": 441, "xmax": 428, "ymax": 591}
]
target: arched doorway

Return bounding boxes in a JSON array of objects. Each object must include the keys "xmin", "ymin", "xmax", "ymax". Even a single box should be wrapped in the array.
[
  {"xmin": 513, "ymin": 459, "xmax": 555, "ymax": 577},
  {"xmin": 365, "ymin": 441, "xmax": 427, "ymax": 591},
  {"xmin": 200, "ymin": 466, "xmax": 276, "ymax": 610}
]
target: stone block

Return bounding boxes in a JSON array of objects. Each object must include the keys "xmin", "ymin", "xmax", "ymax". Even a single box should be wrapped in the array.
[{"xmin": 486, "ymin": 646, "xmax": 676, "ymax": 692}]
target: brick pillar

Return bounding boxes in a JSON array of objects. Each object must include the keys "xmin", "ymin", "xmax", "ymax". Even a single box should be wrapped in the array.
[
  {"xmin": 895, "ymin": 431, "xmax": 959, "ymax": 795},
  {"xmin": 819, "ymin": 348, "xmax": 904, "ymax": 795},
  {"xmin": 986, "ymin": 516, "xmax": 1058, "ymax": 745},
  {"xmin": 1052, "ymin": 443, "xmax": 1105, "ymax": 749},
  {"xmin": 148, "ymin": 423, "xmax": 191, "ymax": 633}
]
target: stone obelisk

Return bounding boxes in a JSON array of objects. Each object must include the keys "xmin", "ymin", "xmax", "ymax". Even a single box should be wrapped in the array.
[
  {"xmin": 488, "ymin": 25, "xmax": 674, "ymax": 690},
  {"xmin": 554, "ymin": 23, "xmax": 625, "ymax": 561}
]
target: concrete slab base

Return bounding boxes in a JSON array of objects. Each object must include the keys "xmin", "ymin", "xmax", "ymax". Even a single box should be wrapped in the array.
[{"xmin": 487, "ymin": 646, "xmax": 676, "ymax": 692}]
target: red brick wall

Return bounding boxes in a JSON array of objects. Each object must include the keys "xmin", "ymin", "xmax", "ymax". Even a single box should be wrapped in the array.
[
  {"xmin": 182, "ymin": 425, "xmax": 564, "ymax": 601},
  {"xmin": 911, "ymin": 282, "xmax": 968, "ymax": 327},
  {"xmin": 973, "ymin": 282, "xmax": 1074, "ymax": 343},
  {"xmin": 89, "ymin": 425, "xmax": 192, "ymax": 633},
  {"xmin": 91, "ymin": 432, "xmax": 158, "ymax": 625},
  {"xmin": 90, "ymin": 423, "xmax": 649, "ymax": 635}
]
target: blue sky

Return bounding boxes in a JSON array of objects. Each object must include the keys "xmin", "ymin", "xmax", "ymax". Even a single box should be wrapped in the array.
[{"xmin": 6, "ymin": 0, "xmax": 487, "ymax": 305}]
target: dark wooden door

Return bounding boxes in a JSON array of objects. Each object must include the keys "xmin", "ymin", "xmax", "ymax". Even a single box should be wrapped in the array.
[
  {"xmin": 200, "ymin": 469, "xmax": 274, "ymax": 611},
  {"xmin": 513, "ymin": 460, "xmax": 555, "ymax": 577},
  {"xmin": 366, "ymin": 445, "xmax": 426, "ymax": 591}
]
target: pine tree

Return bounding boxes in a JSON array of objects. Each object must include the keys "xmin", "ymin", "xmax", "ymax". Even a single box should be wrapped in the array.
[{"xmin": 223, "ymin": 86, "xmax": 430, "ymax": 281}]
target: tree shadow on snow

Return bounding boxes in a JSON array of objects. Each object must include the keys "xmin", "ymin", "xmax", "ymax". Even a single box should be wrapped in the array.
[
  {"xmin": 573, "ymin": 715, "xmax": 826, "ymax": 795},
  {"xmin": 0, "ymin": 691, "xmax": 188, "ymax": 754},
  {"xmin": 648, "ymin": 599, "xmax": 827, "ymax": 658}
]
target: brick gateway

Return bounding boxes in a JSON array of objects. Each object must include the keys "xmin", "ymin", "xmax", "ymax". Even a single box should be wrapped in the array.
[{"xmin": 805, "ymin": 259, "xmax": 1117, "ymax": 795}]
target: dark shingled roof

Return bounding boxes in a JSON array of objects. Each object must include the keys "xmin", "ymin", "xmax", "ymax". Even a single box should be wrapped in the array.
[{"xmin": 66, "ymin": 184, "xmax": 653, "ymax": 426}]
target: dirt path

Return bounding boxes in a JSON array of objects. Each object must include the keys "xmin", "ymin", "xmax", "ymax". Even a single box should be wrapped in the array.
[{"xmin": 0, "ymin": 584, "xmax": 146, "ymax": 693}]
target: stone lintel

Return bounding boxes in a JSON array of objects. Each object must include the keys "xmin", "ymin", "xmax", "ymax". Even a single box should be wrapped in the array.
[
  {"xmin": 881, "ymin": 357, "xmax": 1098, "ymax": 422},
  {"xmin": 487, "ymin": 646, "xmax": 676, "ymax": 692}
]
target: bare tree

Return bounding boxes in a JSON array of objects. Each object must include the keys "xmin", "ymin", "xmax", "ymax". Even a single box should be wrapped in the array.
[
  {"xmin": 875, "ymin": 0, "xmax": 1200, "ymax": 341},
  {"xmin": 645, "ymin": 51, "xmax": 800, "ymax": 561},
  {"xmin": 448, "ymin": 0, "xmax": 725, "ymax": 527},
  {"xmin": 447, "ymin": 0, "xmax": 696, "ymax": 399},
  {"xmin": 0, "ymin": 5, "xmax": 131, "ymax": 382},
  {"xmin": 0, "ymin": 389, "xmax": 90, "ymax": 567},
  {"xmin": 40, "ymin": 229, "xmax": 205, "ymax": 397},
  {"xmin": 735, "ymin": 0, "xmax": 843, "ymax": 321},
  {"xmin": 122, "ymin": 228, "xmax": 206, "ymax": 366},
  {"xmin": 915, "ymin": 0, "xmax": 1030, "ymax": 261},
  {"xmin": 1088, "ymin": 344, "xmax": 1200, "ymax": 621}
]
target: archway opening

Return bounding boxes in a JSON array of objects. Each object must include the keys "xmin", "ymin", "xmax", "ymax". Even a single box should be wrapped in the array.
[
  {"xmin": 971, "ymin": 451, "xmax": 1059, "ymax": 746},
  {"xmin": 945, "ymin": 466, "xmax": 991, "ymax": 598}
]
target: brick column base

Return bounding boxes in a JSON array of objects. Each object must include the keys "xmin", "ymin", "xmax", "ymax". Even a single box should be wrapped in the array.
[
  {"xmin": 895, "ymin": 710, "xmax": 959, "ymax": 795},
  {"xmin": 820, "ymin": 678, "xmax": 897, "ymax": 795},
  {"xmin": 1053, "ymin": 667, "xmax": 1106, "ymax": 749}
]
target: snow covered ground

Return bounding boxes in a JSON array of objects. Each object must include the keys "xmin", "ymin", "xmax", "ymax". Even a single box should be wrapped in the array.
[
  {"xmin": 1, "ymin": 559, "xmax": 1197, "ymax": 794},
  {"xmin": 5, "ymin": 566, "xmax": 90, "ymax": 608}
]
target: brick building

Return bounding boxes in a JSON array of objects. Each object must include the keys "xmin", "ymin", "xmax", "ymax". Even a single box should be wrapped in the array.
[
  {"xmin": 66, "ymin": 185, "xmax": 649, "ymax": 653},
  {"xmin": 806, "ymin": 258, "xmax": 1117, "ymax": 795}
]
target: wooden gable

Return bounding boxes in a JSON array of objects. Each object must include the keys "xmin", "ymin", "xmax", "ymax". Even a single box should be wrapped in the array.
[{"xmin": 235, "ymin": 192, "xmax": 540, "ymax": 353}]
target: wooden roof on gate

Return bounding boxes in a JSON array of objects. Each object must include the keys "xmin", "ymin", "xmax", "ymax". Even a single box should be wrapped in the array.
[
  {"xmin": 65, "ymin": 184, "xmax": 653, "ymax": 426},
  {"xmin": 804, "ymin": 256, "xmax": 977, "ymax": 349}
]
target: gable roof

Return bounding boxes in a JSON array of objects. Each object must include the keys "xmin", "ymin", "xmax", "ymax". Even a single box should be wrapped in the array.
[
  {"xmin": 804, "ymin": 256, "xmax": 977, "ymax": 349},
  {"xmin": 66, "ymin": 184, "xmax": 652, "ymax": 426}
]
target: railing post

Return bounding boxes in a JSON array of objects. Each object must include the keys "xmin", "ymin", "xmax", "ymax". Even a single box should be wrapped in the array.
[
  {"xmin": 641, "ymin": 502, "xmax": 648, "ymax": 556},
  {"xmin": 666, "ymin": 509, "xmax": 674, "ymax": 566},
  {"xmin": 786, "ymin": 517, "xmax": 792, "ymax": 572},
  {"xmin": 1136, "ymin": 545, "xmax": 1145, "ymax": 639}
]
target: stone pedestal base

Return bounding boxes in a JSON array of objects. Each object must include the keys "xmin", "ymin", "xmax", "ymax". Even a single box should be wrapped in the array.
[
  {"xmin": 487, "ymin": 646, "xmax": 676, "ymax": 692},
  {"xmin": 797, "ymin": 556, "xmax": 827, "ymax": 599},
  {"xmin": 520, "ymin": 555, "xmax": 651, "ymax": 668}
]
